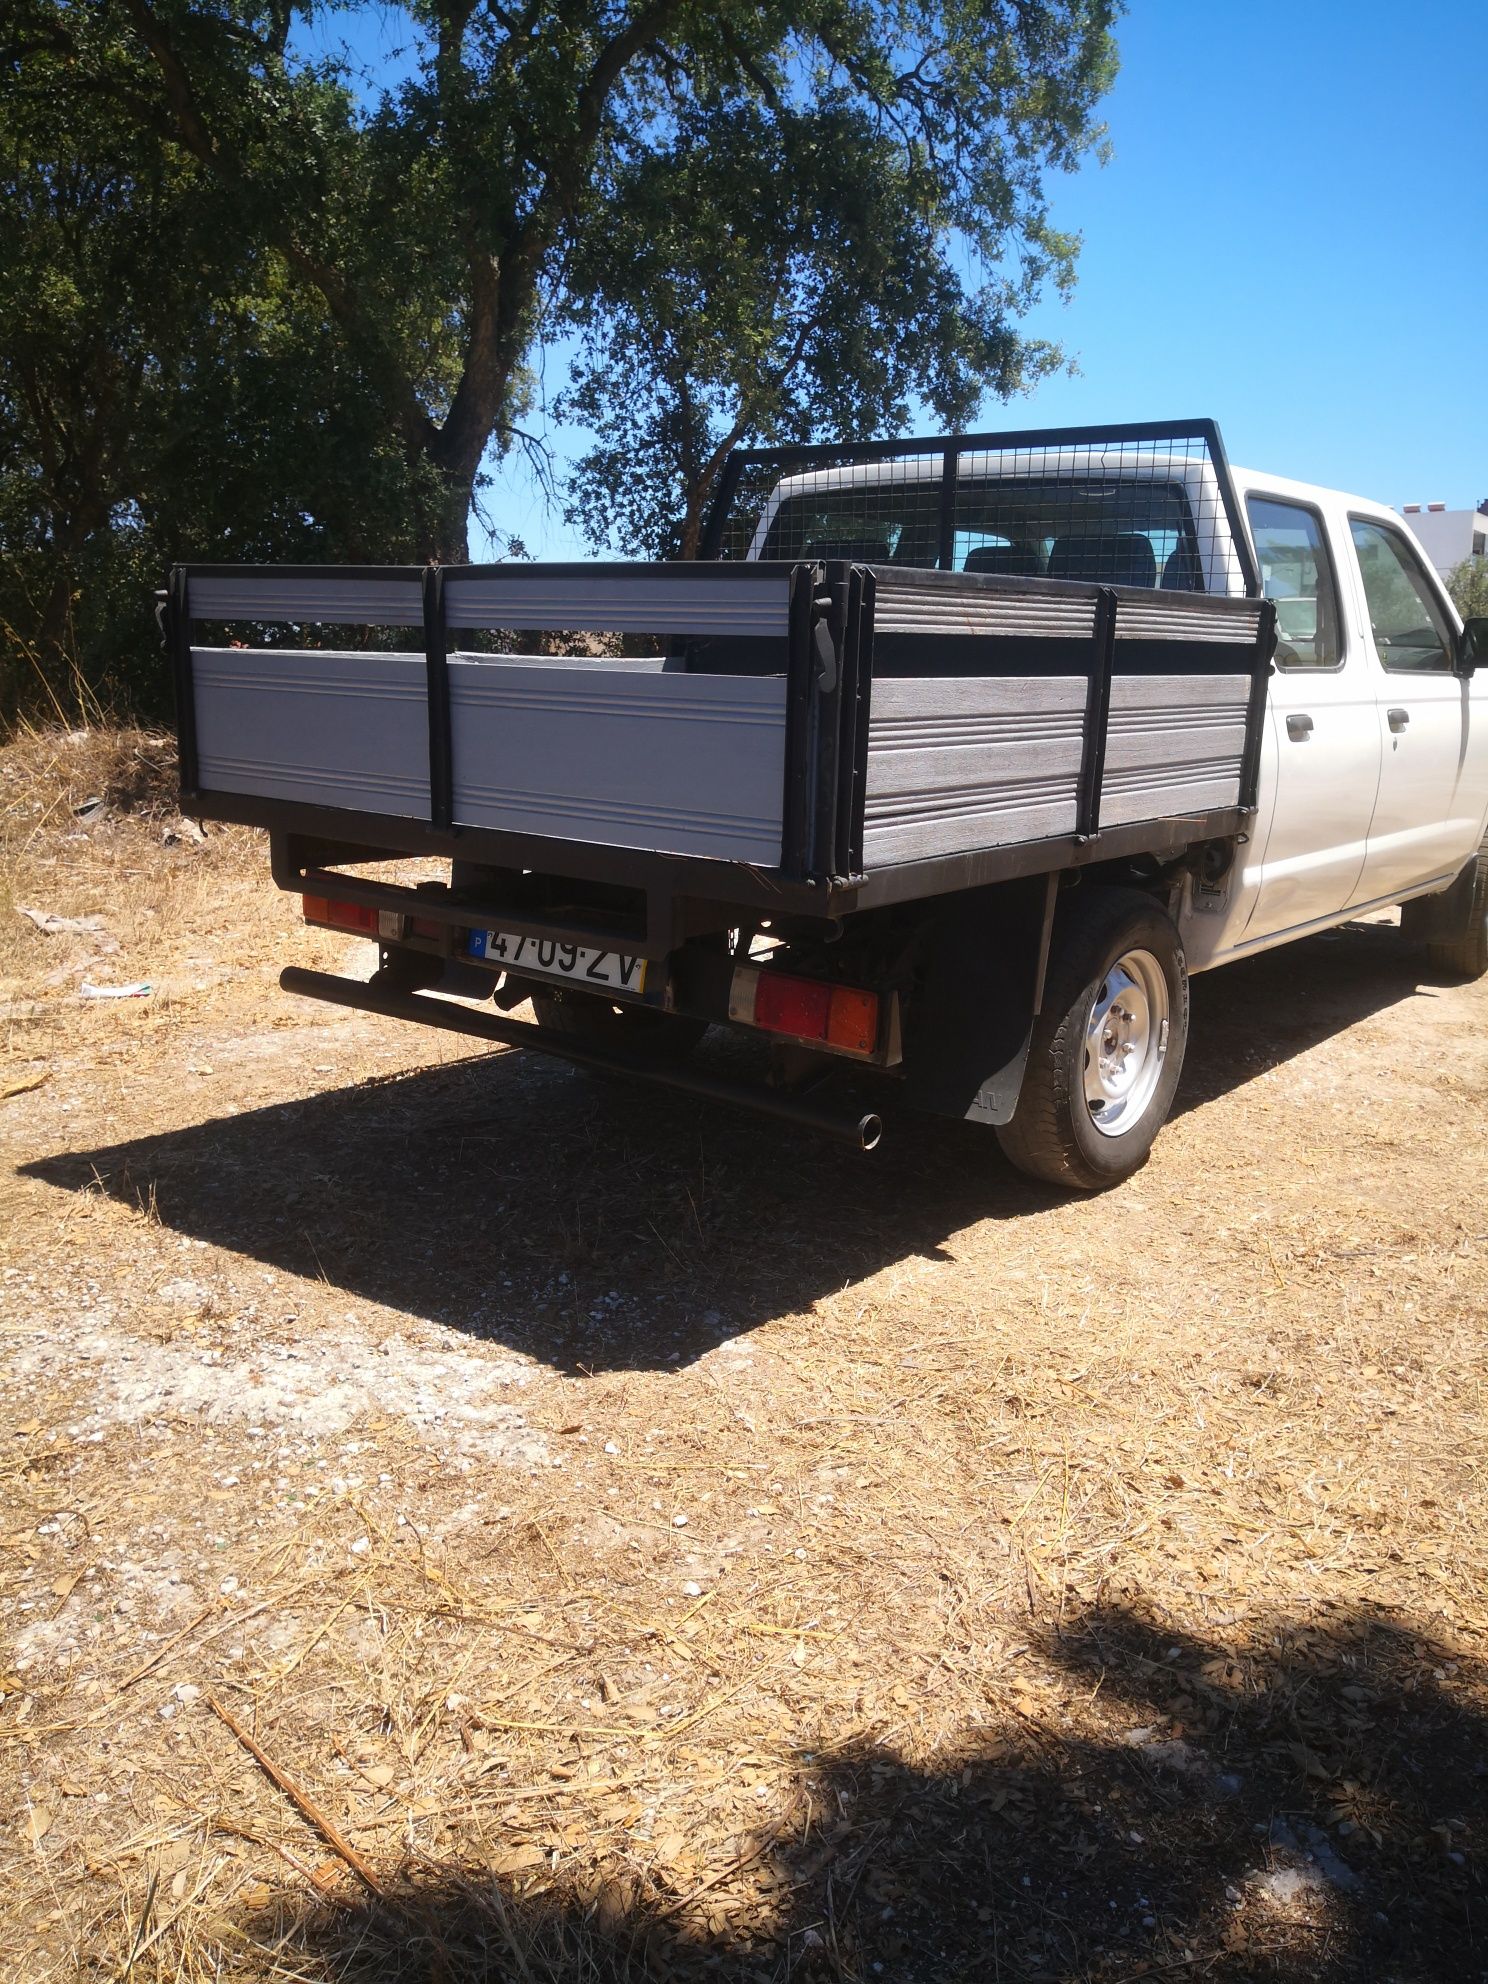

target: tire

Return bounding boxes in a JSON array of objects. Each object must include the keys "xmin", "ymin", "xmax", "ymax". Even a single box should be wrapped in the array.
[
  {"xmin": 1422, "ymin": 841, "xmax": 1488, "ymax": 981},
  {"xmin": 996, "ymin": 886, "xmax": 1189, "ymax": 1191},
  {"xmin": 529, "ymin": 985, "xmax": 708, "ymax": 1065}
]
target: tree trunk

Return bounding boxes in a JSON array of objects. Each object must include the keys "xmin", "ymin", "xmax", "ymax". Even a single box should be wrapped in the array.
[
  {"xmin": 678, "ymin": 406, "xmax": 754, "ymax": 561},
  {"xmin": 413, "ymin": 470, "xmax": 475, "ymax": 566}
]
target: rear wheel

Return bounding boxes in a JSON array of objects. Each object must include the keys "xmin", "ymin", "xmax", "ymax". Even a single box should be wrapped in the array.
[
  {"xmin": 1402, "ymin": 837, "xmax": 1488, "ymax": 981},
  {"xmin": 529, "ymin": 985, "xmax": 708, "ymax": 1065},
  {"xmin": 996, "ymin": 887, "xmax": 1189, "ymax": 1191}
]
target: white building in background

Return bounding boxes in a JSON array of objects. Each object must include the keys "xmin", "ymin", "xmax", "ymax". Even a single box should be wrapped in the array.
[{"xmin": 1399, "ymin": 499, "xmax": 1488, "ymax": 578}]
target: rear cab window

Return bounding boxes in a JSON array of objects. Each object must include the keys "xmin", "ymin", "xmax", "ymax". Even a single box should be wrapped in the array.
[{"xmin": 760, "ymin": 476, "xmax": 1207, "ymax": 589}]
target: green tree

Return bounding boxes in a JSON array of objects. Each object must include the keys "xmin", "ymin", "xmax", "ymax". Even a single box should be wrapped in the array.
[
  {"xmin": 562, "ymin": 29, "xmax": 1115, "ymax": 558},
  {"xmin": 1446, "ymin": 551, "xmax": 1488, "ymax": 623},
  {"xmin": 3, "ymin": 0, "xmax": 1118, "ymax": 714},
  {"xmin": 1, "ymin": 7, "xmax": 448, "ymax": 715}
]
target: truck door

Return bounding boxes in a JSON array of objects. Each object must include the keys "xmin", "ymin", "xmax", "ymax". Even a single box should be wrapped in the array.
[
  {"xmin": 1345, "ymin": 516, "xmax": 1482, "ymax": 905},
  {"xmin": 1242, "ymin": 494, "xmax": 1382, "ymax": 941}
]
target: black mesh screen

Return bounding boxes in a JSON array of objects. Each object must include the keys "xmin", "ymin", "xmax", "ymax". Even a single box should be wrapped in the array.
[{"xmin": 705, "ymin": 421, "xmax": 1256, "ymax": 598}]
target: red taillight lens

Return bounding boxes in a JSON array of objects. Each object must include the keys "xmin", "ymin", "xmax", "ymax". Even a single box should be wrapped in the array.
[
  {"xmin": 754, "ymin": 971, "xmax": 832, "ymax": 1040},
  {"xmin": 302, "ymin": 895, "xmax": 379, "ymax": 935},
  {"xmin": 738, "ymin": 968, "xmax": 879, "ymax": 1055}
]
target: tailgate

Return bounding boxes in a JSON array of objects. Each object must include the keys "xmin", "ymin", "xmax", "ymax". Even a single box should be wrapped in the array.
[{"xmin": 171, "ymin": 562, "xmax": 810, "ymax": 872}]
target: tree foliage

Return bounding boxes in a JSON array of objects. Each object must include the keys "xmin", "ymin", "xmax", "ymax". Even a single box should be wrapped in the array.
[
  {"xmin": 1, "ymin": 0, "xmax": 1118, "ymax": 719},
  {"xmin": 561, "ymin": 11, "xmax": 1118, "ymax": 557},
  {"xmin": 1446, "ymin": 552, "xmax": 1488, "ymax": 623}
]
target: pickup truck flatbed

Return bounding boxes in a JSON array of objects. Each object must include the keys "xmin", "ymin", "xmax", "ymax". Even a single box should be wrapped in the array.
[{"xmin": 165, "ymin": 419, "xmax": 1488, "ymax": 1187}]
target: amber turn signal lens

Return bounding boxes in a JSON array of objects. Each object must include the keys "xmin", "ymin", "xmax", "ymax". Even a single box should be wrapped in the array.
[{"xmin": 827, "ymin": 985, "xmax": 878, "ymax": 1054}]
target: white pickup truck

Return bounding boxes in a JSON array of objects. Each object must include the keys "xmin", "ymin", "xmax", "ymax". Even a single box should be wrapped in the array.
[{"xmin": 163, "ymin": 419, "xmax": 1488, "ymax": 1189}]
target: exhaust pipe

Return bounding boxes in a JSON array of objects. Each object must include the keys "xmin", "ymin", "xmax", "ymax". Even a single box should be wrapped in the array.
[{"xmin": 280, "ymin": 968, "xmax": 883, "ymax": 1151}]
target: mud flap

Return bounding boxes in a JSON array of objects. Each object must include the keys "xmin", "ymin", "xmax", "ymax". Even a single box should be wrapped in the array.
[{"xmin": 901, "ymin": 875, "xmax": 1058, "ymax": 1126}]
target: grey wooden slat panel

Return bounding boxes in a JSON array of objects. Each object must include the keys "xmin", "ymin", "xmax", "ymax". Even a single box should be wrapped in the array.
[
  {"xmin": 1114, "ymin": 599, "xmax": 1262, "ymax": 643},
  {"xmin": 445, "ymin": 572, "xmax": 790, "ymax": 636},
  {"xmin": 1108, "ymin": 672, "xmax": 1252, "ymax": 713},
  {"xmin": 1098, "ymin": 772, "xmax": 1242, "ymax": 827},
  {"xmin": 868, "ymin": 737, "xmax": 1085, "ymax": 801},
  {"xmin": 192, "ymin": 649, "xmax": 429, "ymax": 816},
  {"xmin": 189, "ymin": 576, "xmax": 424, "ymax": 624},
  {"xmin": 1098, "ymin": 672, "xmax": 1249, "ymax": 829},
  {"xmin": 871, "ymin": 675, "xmax": 1088, "ymax": 720},
  {"xmin": 865, "ymin": 797, "xmax": 1080, "ymax": 865},
  {"xmin": 1102, "ymin": 723, "xmax": 1247, "ymax": 774},
  {"xmin": 447, "ymin": 660, "xmax": 786, "ymax": 864},
  {"xmin": 871, "ymin": 580, "xmax": 1098, "ymax": 638},
  {"xmin": 452, "ymin": 649, "xmax": 669, "ymax": 673},
  {"xmin": 864, "ymin": 674, "xmax": 1085, "ymax": 864}
]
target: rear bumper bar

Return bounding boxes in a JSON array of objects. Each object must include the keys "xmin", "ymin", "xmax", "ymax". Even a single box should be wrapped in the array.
[{"xmin": 279, "ymin": 966, "xmax": 883, "ymax": 1151}]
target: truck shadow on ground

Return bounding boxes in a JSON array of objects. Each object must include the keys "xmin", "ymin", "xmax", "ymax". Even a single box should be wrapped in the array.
[
  {"xmin": 22, "ymin": 920, "xmax": 1445, "ymax": 1373},
  {"xmin": 229, "ymin": 1603, "xmax": 1486, "ymax": 1983}
]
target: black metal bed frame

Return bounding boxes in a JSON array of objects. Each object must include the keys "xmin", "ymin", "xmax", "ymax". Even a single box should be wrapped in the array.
[{"xmin": 169, "ymin": 559, "xmax": 1273, "ymax": 917}]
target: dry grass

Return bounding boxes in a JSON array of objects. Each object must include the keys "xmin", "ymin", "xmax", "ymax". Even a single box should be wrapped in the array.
[{"xmin": 2, "ymin": 730, "xmax": 1486, "ymax": 1982}]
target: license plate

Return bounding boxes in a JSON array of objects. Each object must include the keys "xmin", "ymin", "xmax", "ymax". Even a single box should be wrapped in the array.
[{"xmin": 467, "ymin": 928, "xmax": 647, "ymax": 993}]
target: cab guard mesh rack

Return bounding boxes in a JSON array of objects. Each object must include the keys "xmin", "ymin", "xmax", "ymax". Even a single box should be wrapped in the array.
[{"xmin": 700, "ymin": 417, "xmax": 1263, "ymax": 602}]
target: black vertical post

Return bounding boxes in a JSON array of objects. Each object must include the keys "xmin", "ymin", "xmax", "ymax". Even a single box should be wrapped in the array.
[
  {"xmin": 1076, "ymin": 588, "xmax": 1118, "ymax": 840},
  {"xmin": 1239, "ymin": 598, "xmax": 1277, "ymax": 811},
  {"xmin": 779, "ymin": 563, "xmax": 818, "ymax": 879},
  {"xmin": 834, "ymin": 565, "xmax": 871, "ymax": 878},
  {"xmin": 810, "ymin": 565, "xmax": 848, "ymax": 879},
  {"xmin": 847, "ymin": 568, "xmax": 875, "ymax": 875},
  {"xmin": 937, "ymin": 446, "xmax": 959, "ymax": 571},
  {"xmin": 168, "ymin": 564, "xmax": 200, "ymax": 806},
  {"xmin": 423, "ymin": 563, "xmax": 453, "ymax": 831},
  {"xmin": 1201, "ymin": 417, "xmax": 1262, "ymax": 599}
]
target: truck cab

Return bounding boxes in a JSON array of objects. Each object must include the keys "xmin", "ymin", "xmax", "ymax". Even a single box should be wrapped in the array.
[
  {"xmin": 1185, "ymin": 470, "xmax": 1488, "ymax": 968},
  {"xmin": 740, "ymin": 444, "xmax": 1488, "ymax": 972}
]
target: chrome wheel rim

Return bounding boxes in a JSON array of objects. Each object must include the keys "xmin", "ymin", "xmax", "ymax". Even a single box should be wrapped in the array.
[{"xmin": 1083, "ymin": 949, "xmax": 1170, "ymax": 1138}]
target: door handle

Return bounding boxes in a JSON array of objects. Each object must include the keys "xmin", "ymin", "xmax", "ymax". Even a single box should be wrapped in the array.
[
  {"xmin": 1387, "ymin": 707, "xmax": 1410, "ymax": 733},
  {"xmin": 1286, "ymin": 713, "xmax": 1314, "ymax": 741}
]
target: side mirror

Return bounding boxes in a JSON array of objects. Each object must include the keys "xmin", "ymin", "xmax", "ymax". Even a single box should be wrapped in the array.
[{"xmin": 1458, "ymin": 616, "xmax": 1488, "ymax": 677}]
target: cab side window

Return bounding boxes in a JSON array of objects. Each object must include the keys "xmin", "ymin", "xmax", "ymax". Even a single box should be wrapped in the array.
[
  {"xmin": 1246, "ymin": 497, "xmax": 1341, "ymax": 670},
  {"xmin": 1349, "ymin": 519, "xmax": 1454, "ymax": 673}
]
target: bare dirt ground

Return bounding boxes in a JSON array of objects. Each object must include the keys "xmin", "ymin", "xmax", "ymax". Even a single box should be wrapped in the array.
[{"xmin": 2, "ymin": 729, "xmax": 1486, "ymax": 1983}]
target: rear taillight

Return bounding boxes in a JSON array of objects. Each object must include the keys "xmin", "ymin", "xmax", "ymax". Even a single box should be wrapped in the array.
[
  {"xmin": 755, "ymin": 971, "xmax": 831, "ymax": 1040},
  {"xmin": 302, "ymin": 895, "xmax": 379, "ymax": 935},
  {"xmin": 730, "ymin": 966, "xmax": 879, "ymax": 1056}
]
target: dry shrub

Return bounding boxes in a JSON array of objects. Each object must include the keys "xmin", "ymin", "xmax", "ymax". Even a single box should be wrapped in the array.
[{"xmin": 0, "ymin": 722, "xmax": 178, "ymax": 824}]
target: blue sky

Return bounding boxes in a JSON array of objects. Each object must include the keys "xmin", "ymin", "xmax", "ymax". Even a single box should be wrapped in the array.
[{"xmin": 299, "ymin": 1, "xmax": 1488, "ymax": 556}]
